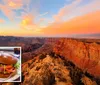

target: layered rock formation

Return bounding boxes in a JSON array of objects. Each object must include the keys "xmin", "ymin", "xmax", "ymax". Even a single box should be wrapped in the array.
[
  {"xmin": 54, "ymin": 38, "xmax": 100, "ymax": 78},
  {"xmin": 21, "ymin": 54, "xmax": 97, "ymax": 85},
  {"xmin": 0, "ymin": 37, "xmax": 100, "ymax": 85}
]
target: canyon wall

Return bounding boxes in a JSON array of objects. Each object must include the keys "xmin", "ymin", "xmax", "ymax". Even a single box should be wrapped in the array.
[{"xmin": 54, "ymin": 38, "xmax": 100, "ymax": 77}]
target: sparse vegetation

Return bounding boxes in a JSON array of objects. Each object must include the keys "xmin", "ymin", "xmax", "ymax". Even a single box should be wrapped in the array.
[
  {"xmin": 39, "ymin": 53, "xmax": 47, "ymax": 59},
  {"xmin": 0, "ymin": 37, "xmax": 99, "ymax": 85}
]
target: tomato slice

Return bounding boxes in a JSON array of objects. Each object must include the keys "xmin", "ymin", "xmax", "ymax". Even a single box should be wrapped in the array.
[
  {"xmin": 6, "ymin": 65, "xmax": 13, "ymax": 69},
  {"xmin": 6, "ymin": 68, "xmax": 15, "ymax": 73}
]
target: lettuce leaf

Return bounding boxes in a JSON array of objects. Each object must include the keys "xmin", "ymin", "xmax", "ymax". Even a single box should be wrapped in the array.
[{"xmin": 14, "ymin": 61, "xmax": 20, "ymax": 69}]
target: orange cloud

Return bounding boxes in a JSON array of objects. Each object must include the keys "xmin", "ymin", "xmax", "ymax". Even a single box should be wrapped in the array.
[
  {"xmin": 8, "ymin": 1, "xmax": 22, "ymax": 9},
  {"xmin": 21, "ymin": 15, "xmax": 33, "ymax": 27},
  {"xmin": 1, "ymin": 11, "xmax": 99, "ymax": 37},
  {"xmin": 0, "ymin": 28, "xmax": 43, "ymax": 37},
  {"xmin": 0, "ymin": 19, "xmax": 5, "ymax": 23},
  {"xmin": 20, "ymin": 14, "xmax": 43, "ymax": 34},
  {"xmin": 20, "ymin": 14, "xmax": 46, "ymax": 30},
  {"xmin": 42, "ymin": 11, "xmax": 100, "ymax": 35}
]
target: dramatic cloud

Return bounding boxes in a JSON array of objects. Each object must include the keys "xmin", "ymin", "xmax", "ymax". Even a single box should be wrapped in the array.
[
  {"xmin": 0, "ymin": 0, "xmax": 31, "ymax": 20},
  {"xmin": 53, "ymin": 0, "xmax": 100, "ymax": 22},
  {"xmin": 20, "ymin": 14, "xmax": 43, "ymax": 34},
  {"xmin": 41, "ymin": 11, "xmax": 100, "ymax": 36},
  {"xmin": 0, "ymin": 0, "xmax": 100, "ymax": 36},
  {"xmin": 53, "ymin": 0, "xmax": 82, "ymax": 22},
  {"xmin": 71, "ymin": 0, "xmax": 100, "ymax": 16}
]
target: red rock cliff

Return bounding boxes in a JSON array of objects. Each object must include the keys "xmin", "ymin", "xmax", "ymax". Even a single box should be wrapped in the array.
[{"xmin": 54, "ymin": 38, "xmax": 100, "ymax": 77}]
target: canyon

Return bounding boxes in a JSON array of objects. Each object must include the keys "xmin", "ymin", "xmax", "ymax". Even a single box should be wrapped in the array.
[{"xmin": 0, "ymin": 36, "xmax": 100, "ymax": 85}]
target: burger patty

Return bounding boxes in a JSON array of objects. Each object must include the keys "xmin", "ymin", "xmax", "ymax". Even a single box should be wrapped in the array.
[{"xmin": 0, "ymin": 73, "xmax": 11, "ymax": 78}]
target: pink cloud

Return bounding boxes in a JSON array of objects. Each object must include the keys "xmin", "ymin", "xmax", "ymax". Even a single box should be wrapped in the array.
[
  {"xmin": 0, "ymin": 4, "xmax": 14, "ymax": 20},
  {"xmin": 53, "ymin": 0, "xmax": 82, "ymax": 22},
  {"xmin": 53, "ymin": 0, "xmax": 100, "ymax": 23},
  {"xmin": 7, "ymin": 0, "xmax": 30, "ymax": 10},
  {"xmin": 0, "ymin": 19, "xmax": 5, "ymax": 23},
  {"xmin": 3, "ymin": 0, "xmax": 23, "ymax": 9},
  {"xmin": 0, "ymin": 0, "xmax": 31, "ymax": 20},
  {"xmin": 76, "ymin": 0, "xmax": 100, "ymax": 14}
]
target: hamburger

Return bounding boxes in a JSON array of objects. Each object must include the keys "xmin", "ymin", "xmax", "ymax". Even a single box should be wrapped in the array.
[{"xmin": 0, "ymin": 52, "xmax": 18, "ymax": 78}]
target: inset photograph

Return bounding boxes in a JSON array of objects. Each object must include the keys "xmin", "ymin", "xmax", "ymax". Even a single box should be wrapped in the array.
[{"xmin": 0, "ymin": 47, "xmax": 21, "ymax": 82}]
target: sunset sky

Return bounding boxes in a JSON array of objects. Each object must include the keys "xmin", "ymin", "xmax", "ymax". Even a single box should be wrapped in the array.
[{"xmin": 0, "ymin": 0, "xmax": 100, "ymax": 37}]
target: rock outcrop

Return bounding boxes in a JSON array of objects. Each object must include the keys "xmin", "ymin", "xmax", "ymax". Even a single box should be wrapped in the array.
[
  {"xmin": 0, "ymin": 37, "xmax": 100, "ymax": 85},
  {"xmin": 54, "ymin": 38, "xmax": 100, "ymax": 78},
  {"xmin": 22, "ymin": 55, "xmax": 73, "ymax": 85},
  {"xmin": 21, "ymin": 54, "xmax": 98, "ymax": 85}
]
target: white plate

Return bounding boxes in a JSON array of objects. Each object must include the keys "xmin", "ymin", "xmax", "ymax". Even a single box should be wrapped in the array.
[
  {"xmin": 0, "ymin": 52, "xmax": 21, "ymax": 82},
  {"xmin": 0, "ymin": 56, "xmax": 21, "ymax": 82}
]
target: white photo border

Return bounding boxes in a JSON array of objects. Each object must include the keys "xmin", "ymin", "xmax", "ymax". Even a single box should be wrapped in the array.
[{"xmin": 0, "ymin": 46, "xmax": 22, "ymax": 82}]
